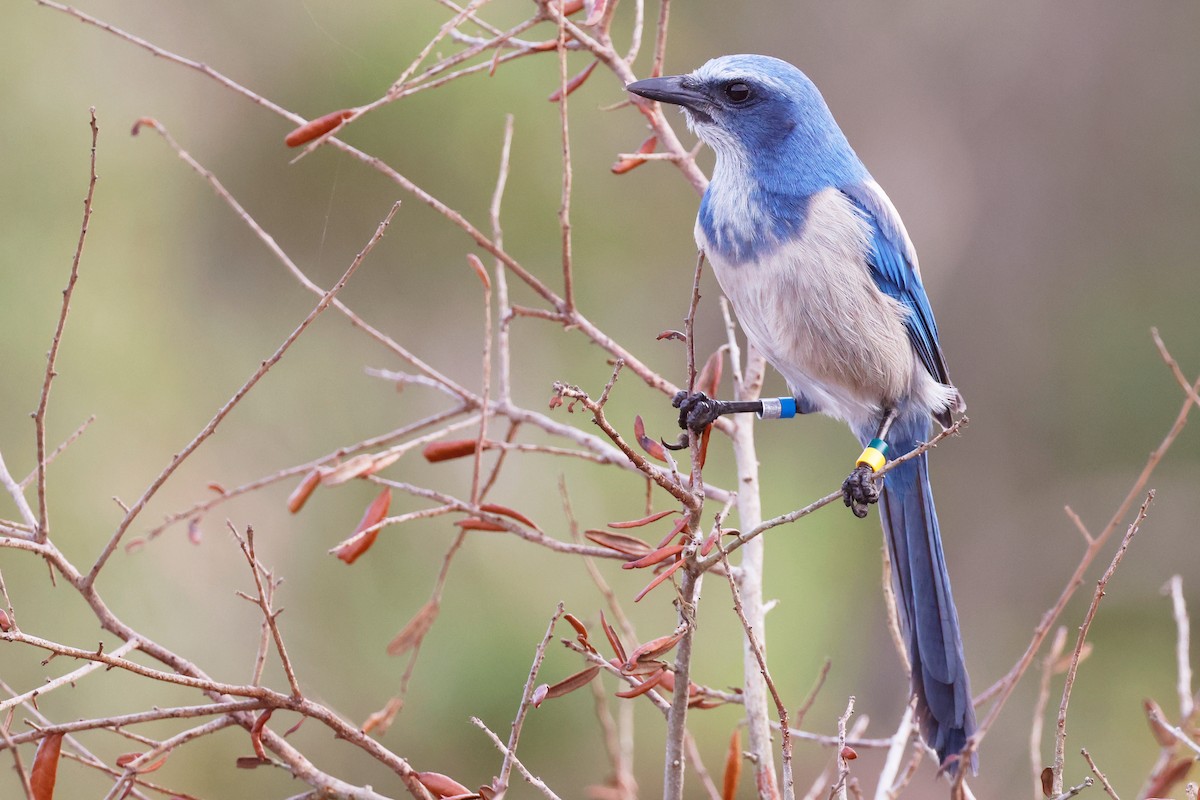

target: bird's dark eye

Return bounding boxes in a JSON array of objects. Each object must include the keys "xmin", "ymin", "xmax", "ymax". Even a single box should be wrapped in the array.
[{"xmin": 724, "ymin": 81, "xmax": 752, "ymax": 103}]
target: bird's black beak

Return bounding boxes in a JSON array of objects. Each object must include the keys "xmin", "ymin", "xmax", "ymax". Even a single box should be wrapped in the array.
[{"xmin": 626, "ymin": 75, "xmax": 707, "ymax": 112}]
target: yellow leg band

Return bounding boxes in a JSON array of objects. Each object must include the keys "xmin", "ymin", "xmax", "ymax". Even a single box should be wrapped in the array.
[{"xmin": 856, "ymin": 446, "xmax": 887, "ymax": 473}]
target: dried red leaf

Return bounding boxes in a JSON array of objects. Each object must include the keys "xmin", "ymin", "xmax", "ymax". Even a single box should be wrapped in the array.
[
  {"xmin": 530, "ymin": 683, "xmax": 550, "ymax": 708},
  {"xmin": 563, "ymin": 613, "xmax": 588, "ymax": 639},
  {"xmin": 689, "ymin": 697, "xmax": 726, "ymax": 709},
  {"xmin": 722, "ymin": 728, "xmax": 741, "ymax": 800},
  {"xmin": 466, "ymin": 254, "xmax": 491, "ymax": 291},
  {"xmin": 0, "ymin": 608, "xmax": 12, "ymax": 632},
  {"xmin": 30, "ymin": 732, "xmax": 63, "ymax": 800},
  {"xmin": 624, "ymin": 626, "xmax": 687, "ymax": 668},
  {"xmin": 236, "ymin": 756, "xmax": 268, "ymax": 769},
  {"xmin": 621, "ymin": 544, "xmax": 684, "ymax": 570},
  {"xmin": 207, "ymin": 482, "xmax": 227, "ymax": 495},
  {"xmin": 332, "ymin": 488, "xmax": 391, "ymax": 565},
  {"xmin": 417, "ymin": 771, "xmax": 472, "ymax": 798},
  {"xmin": 696, "ymin": 348, "xmax": 724, "ymax": 398},
  {"xmin": 611, "ymin": 135, "xmax": 657, "ymax": 175},
  {"xmin": 614, "ymin": 668, "xmax": 665, "ymax": 698},
  {"xmin": 608, "ymin": 509, "xmax": 676, "ymax": 529},
  {"xmin": 1039, "ymin": 767, "xmax": 1053, "ymax": 798},
  {"xmin": 456, "ymin": 518, "xmax": 507, "ymax": 532},
  {"xmin": 284, "ymin": 108, "xmax": 354, "ymax": 148},
  {"xmin": 700, "ymin": 529, "xmax": 721, "ymax": 556},
  {"xmin": 633, "ymin": 558, "xmax": 684, "ymax": 602},
  {"xmin": 633, "ymin": 415, "xmax": 668, "ymax": 463},
  {"xmin": 558, "ymin": 0, "xmax": 586, "ymax": 15},
  {"xmin": 479, "ymin": 503, "xmax": 538, "ymax": 530},
  {"xmin": 130, "ymin": 117, "xmax": 161, "ymax": 136},
  {"xmin": 548, "ymin": 60, "xmax": 599, "ymax": 102},
  {"xmin": 424, "ymin": 439, "xmax": 490, "ymax": 463},
  {"xmin": 1144, "ymin": 698, "xmax": 1176, "ymax": 746},
  {"xmin": 654, "ymin": 515, "xmax": 691, "ymax": 549},
  {"xmin": 387, "ymin": 599, "xmax": 440, "ymax": 657},
  {"xmin": 287, "ymin": 469, "xmax": 321, "ymax": 514},
  {"xmin": 548, "ymin": 395, "xmax": 564, "ymax": 409},
  {"xmin": 1144, "ymin": 757, "xmax": 1193, "ymax": 799},
  {"xmin": 545, "ymin": 665, "xmax": 601, "ymax": 699},
  {"xmin": 656, "ymin": 328, "xmax": 685, "ymax": 341},
  {"xmin": 840, "ymin": 745, "xmax": 858, "ymax": 761},
  {"xmin": 584, "ymin": 529, "xmax": 652, "ymax": 557},
  {"xmin": 116, "ymin": 751, "xmax": 169, "ymax": 773},
  {"xmin": 362, "ymin": 697, "xmax": 404, "ymax": 736},
  {"xmin": 251, "ymin": 708, "xmax": 273, "ymax": 760},
  {"xmin": 599, "ymin": 611, "xmax": 627, "ymax": 663}
]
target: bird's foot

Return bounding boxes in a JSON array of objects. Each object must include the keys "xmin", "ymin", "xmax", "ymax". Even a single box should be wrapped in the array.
[
  {"xmin": 842, "ymin": 464, "xmax": 880, "ymax": 519},
  {"xmin": 672, "ymin": 390, "xmax": 726, "ymax": 433},
  {"xmin": 662, "ymin": 391, "xmax": 723, "ymax": 451}
]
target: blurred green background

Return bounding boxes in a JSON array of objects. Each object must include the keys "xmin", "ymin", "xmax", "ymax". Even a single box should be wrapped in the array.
[{"xmin": 2, "ymin": 1, "xmax": 1199, "ymax": 797}]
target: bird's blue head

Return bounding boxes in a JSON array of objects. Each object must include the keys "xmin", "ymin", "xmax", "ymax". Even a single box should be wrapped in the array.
[{"xmin": 628, "ymin": 55, "xmax": 871, "ymax": 260}]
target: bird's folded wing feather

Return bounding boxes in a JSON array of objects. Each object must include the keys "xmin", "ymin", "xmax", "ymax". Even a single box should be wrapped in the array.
[{"xmin": 841, "ymin": 181, "xmax": 951, "ymax": 387}]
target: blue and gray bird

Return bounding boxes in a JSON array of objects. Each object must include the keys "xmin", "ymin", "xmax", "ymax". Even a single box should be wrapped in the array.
[{"xmin": 628, "ymin": 54, "xmax": 976, "ymax": 772}]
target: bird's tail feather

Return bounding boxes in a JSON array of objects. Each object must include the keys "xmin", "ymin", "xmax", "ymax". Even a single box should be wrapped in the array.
[{"xmin": 869, "ymin": 413, "xmax": 976, "ymax": 773}]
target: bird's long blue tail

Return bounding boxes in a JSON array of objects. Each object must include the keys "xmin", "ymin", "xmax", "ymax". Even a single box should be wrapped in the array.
[{"xmin": 867, "ymin": 413, "xmax": 976, "ymax": 773}]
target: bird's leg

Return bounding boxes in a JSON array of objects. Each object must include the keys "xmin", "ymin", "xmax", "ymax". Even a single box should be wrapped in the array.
[
  {"xmin": 842, "ymin": 407, "xmax": 899, "ymax": 518},
  {"xmin": 662, "ymin": 391, "xmax": 765, "ymax": 450}
]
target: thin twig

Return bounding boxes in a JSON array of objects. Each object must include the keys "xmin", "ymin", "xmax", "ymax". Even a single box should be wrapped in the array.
[
  {"xmin": 85, "ymin": 192, "xmax": 402, "ymax": 587},
  {"xmin": 1031, "ymin": 626, "xmax": 1069, "ymax": 796},
  {"xmin": 1052, "ymin": 492, "xmax": 1153, "ymax": 795},
  {"xmin": 496, "ymin": 603, "xmax": 565, "ymax": 795},
  {"xmin": 234, "ymin": 525, "xmax": 303, "ymax": 698},
  {"xmin": 472, "ymin": 716, "xmax": 564, "ymax": 800},
  {"xmin": 34, "ymin": 107, "xmax": 98, "ymax": 541},
  {"xmin": 1080, "ymin": 748, "xmax": 1120, "ymax": 800}
]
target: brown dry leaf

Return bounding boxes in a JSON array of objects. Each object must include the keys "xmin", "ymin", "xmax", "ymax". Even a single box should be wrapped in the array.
[
  {"xmin": 387, "ymin": 600, "xmax": 440, "ymax": 657},
  {"xmin": 563, "ymin": 613, "xmax": 588, "ymax": 639},
  {"xmin": 544, "ymin": 666, "xmax": 601, "ymax": 700},
  {"xmin": 479, "ymin": 503, "xmax": 539, "ymax": 530},
  {"xmin": 633, "ymin": 559, "xmax": 684, "ymax": 603},
  {"xmin": 696, "ymin": 347, "xmax": 724, "ymax": 397},
  {"xmin": 840, "ymin": 745, "xmax": 858, "ymax": 761},
  {"xmin": 625, "ymin": 626, "xmax": 687, "ymax": 668},
  {"xmin": 584, "ymin": 529, "xmax": 652, "ymax": 557},
  {"xmin": 621, "ymin": 544, "xmax": 684, "ymax": 570},
  {"xmin": 362, "ymin": 696, "xmax": 404, "ymax": 736},
  {"xmin": 548, "ymin": 60, "xmax": 599, "ymax": 102},
  {"xmin": 614, "ymin": 668, "xmax": 664, "ymax": 699},
  {"xmin": 424, "ymin": 439, "xmax": 490, "ymax": 463},
  {"xmin": 611, "ymin": 135, "xmax": 657, "ymax": 175},
  {"xmin": 722, "ymin": 727, "xmax": 741, "ymax": 800},
  {"xmin": 1143, "ymin": 756, "xmax": 1193, "ymax": 799},
  {"xmin": 1144, "ymin": 698, "xmax": 1177, "ymax": 747},
  {"xmin": 465, "ymin": 253, "xmax": 491, "ymax": 291},
  {"xmin": 1039, "ymin": 767, "xmax": 1053, "ymax": 798},
  {"xmin": 456, "ymin": 518, "xmax": 507, "ymax": 532},
  {"xmin": 633, "ymin": 415, "xmax": 668, "ymax": 463},
  {"xmin": 284, "ymin": 108, "xmax": 354, "ymax": 147},
  {"xmin": 599, "ymin": 610, "xmax": 627, "ymax": 663},
  {"xmin": 236, "ymin": 756, "xmax": 268, "ymax": 769},
  {"xmin": 416, "ymin": 771, "xmax": 472, "ymax": 798},
  {"xmin": 331, "ymin": 488, "xmax": 391, "ymax": 565},
  {"xmin": 250, "ymin": 709, "xmax": 273, "ymax": 760},
  {"xmin": 30, "ymin": 733, "xmax": 63, "ymax": 800},
  {"xmin": 287, "ymin": 469, "xmax": 321, "ymax": 514},
  {"xmin": 608, "ymin": 509, "xmax": 676, "ymax": 529}
]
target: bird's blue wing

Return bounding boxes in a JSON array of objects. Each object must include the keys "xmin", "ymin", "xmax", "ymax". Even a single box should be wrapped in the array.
[{"xmin": 841, "ymin": 181, "xmax": 950, "ymax": 387}]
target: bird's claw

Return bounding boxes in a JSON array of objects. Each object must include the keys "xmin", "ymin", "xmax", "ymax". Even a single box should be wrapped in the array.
[
  {"xmin": 661, "ymin": 432, "xmax": 690, "ymax": 451},
  {"xmin": 672, "ymin": 390, "xmax": 723, "ymax": 434},
  {"xmin": 842, "ymin": 464, "xmax": 880, "ymax": 519}
]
